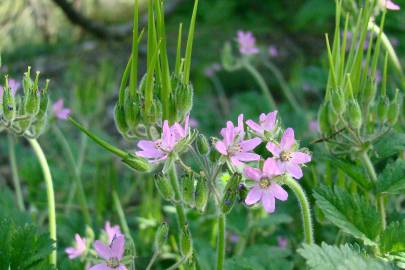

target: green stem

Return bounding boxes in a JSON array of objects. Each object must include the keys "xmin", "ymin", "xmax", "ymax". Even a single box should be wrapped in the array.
[
  {"xmin": 8, "ymin": 135, "xmax": 25, "ymax": 211},
  {"xmin": 28, "ymin": 138, "xmax": 57, "ymax": 265},
  {"xmin": 243, "ymin": 61, "xmax": 277, "ymax": 111},
  {"xmin": 216, "ymin": 213, "xmax": 226, "ymax": 270},
  {"xmin": 359, "ymin": 151, "xmax": 386, "ymax": 230},
  {"xmin": 52, "ymin": 126, "xmax": 91, "ymax": 225},
  {"xmin": 284, "ymin": 176, "xmax": 314, "ymax": 244},
  {"xmin": 168, "ymin": 166, "xmax": 187, "ymax": 228}
]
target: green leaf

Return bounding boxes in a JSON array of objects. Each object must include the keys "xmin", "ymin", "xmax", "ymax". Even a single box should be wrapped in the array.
[
  {"xmin": 376, "ymin": 160, "xmax": 405, "ymax": 194},
  {"xmin": 298, "ymin": 243, "xmax": 395, "ymax": 270},
  {"xmin": 374, "ymin": 132, "xmax": 405, "ymax": 161},
  {"xmin": 314, "ymin": 185, "xmax": 381, "ymax": 245},
  {"xmin": 380, "ymin": 221, "xmax": 405, "ymax": 254}
]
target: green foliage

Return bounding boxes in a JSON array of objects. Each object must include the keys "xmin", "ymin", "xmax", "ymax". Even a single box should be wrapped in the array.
[
  {"xmin": 376, "ymin": 160, "xmax": 405, "ymax": 194},
  {"xmin": 314, "ymin": 185, "xmax": 381, "ymax": 245},
  {"xmin": 380, "ymin": 221, "xmax": 405, "ymax": 254},
  {"xmin": 374, "ymin": 133, "xmax": 405, "ymax": 161},
  {"xmin": 298, "ymin": 243, "xmax": 395, "ymax": 270}
]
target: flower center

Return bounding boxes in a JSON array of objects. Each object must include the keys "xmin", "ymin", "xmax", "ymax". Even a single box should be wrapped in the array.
[
  {"xmin": 107, "ymin": 257, "xmax": 120, "ymax": 268},
  {"xmin": 155, "ymin": 140, "xmax": 172, "ymax": 153},
  {"xmin": 259, "ymin": 178, "xmax": 271, "ymax": 189},
  {"xmin": 280, "ymin": 151, "xmax": 292, "ymax": 162},
  {"xmin": 228, "ymin": 143, "xmax": 242, "ymax": 154}
]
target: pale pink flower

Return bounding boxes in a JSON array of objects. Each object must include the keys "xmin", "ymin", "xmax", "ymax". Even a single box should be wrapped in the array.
[
  {"xmin": 136, "ymin": 116, "xmax": 189, "ymax": 162},
  {"xmin": 215, "ymin": 114, "xmax": 261, "ymax": 166},
  {"xmin": 246, "ymin": 111, "xmax": 278, "ymax": 137},
  {"xmin": 382, "ymin": 0, "xmax": 400, "ymax": 10},
  {"xmin": 237, "ymin": 31, "xmax": 259, "ymax": 55},
  {"xmin": 104, "ymin": 221, "xmax": 123, "ymax": 244},
  {"xmin": 244, "ymin": 158, "xmax": 288, "ymax": 213},
  {"xmin": 65, "ymin": 234, "xmax": 87, "ymax": 260},
  {"xmin": 52, "ymin": 99, "xmax": 71, "ymax": 120},
  {"xmin": 277, "ymin": 236, "xmax": 288, "ymax": 249},
  {"xmin": 268, "ymin": 45, "xmax": 279, "ymax": 58},
  {"xmin": 309, "ymin": 120, "xmax": 319, "ymax": 133},
  {"xmin": 266, "ymin": 128, "xmax": 311, "ymax": 179},
  {"xmin": 89, "ymin": 235, "xmax": 127, "ymax": 270}
]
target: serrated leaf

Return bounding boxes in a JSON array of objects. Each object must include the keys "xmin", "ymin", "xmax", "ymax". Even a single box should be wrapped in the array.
[
  {"xmin": 374, "ymin": 132, "xmax": 405, "ymax": 161},
  {"xmin": 314, "ymin": 185, "xmax": 381, "ymax": 246},
  {"xmin": 376, "ymin": 160, "xmax": 405, "ymax": 194},
  {"xmin": 298, "ymin": 243, "xmax": 395, "ymax": 270},
  {"xmin": 380, "ymin": 221, "xmax": 405, "ymax": 254}
]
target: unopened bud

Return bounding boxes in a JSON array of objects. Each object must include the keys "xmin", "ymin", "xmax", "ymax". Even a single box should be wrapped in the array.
[
  {"xmin": 377, "ymin": 96, "xmax": 389, "ymax": 123},
  {"xmin": 31, "ymin": 117, "xmax": 47, "ymax": 138},
  {"xmin": 181, "ymin": 172, "xmax": 195, "ymax": 208},
  {"xmin": 196, "ymin": 134, "xmax": 209, "ymax": 155},
  {"xmin": 2, "ymin": 86, "xmax": 16, "ymax": 122},
  {"xmin": 24, "ymin": 90, "xmax": 40, "ymax": 116},
  {"xmin": 114, "ymin": 104, "xmax": 129, "ymax": 135},
  {"xmin": 174, "ymin": 82, "xmax": 193, "ymax": 119},
  {"xmin": 327, "ymin": 102, "xmax": 339, "ymax": 127},
  {"xmin": 154, "ymin": 222, "xmax": 169, "ymax": 251},
  {"xmin": 195, "ymin": 175, "xmax": 209, "ymax": 212},
  {"xmin": 331, "ymin": 89, "xmax": 346, "ymax": 115},
  {"xmin": 222, "ymin": 42, "xmax": 239, "ymax": 72},
  {"xmin": 221, "ymin": 173, "xmax": 242, "ymax": 215},
  {"xmin": 154, "ymin": 173, "xmax": 175, "ymax": 202},
  {"xmin": 238, "ymin": 183, "xmax": 248, "ymax": 203},
  {"xmin": 143, "ymin": 99, "xmax": 162, "ymax": 126},
  {"xmin": 122, "ymin": 154, "xmax": 151, "ymax": 172},
  {"xmin": 348, "ymin": 100, "xmax": 362, "ymax": 130},
  {"xmin": 387, "ymin": 89, "xmax": 400, "ymax": 126},
  {"xmin": 209, "ymin": 138, "xmax": 221, "ymax": 162},
  {"xmin": 85, "ymin": 225, "xmax": 95, "ymax": 243},
  {"xmin": 22, "ymin": 67, "xmax": 33, "ymax": 94},
  {"xmin": 180, "ymin": 224, "xmax": 193, "ymax": 257},
  {"xmin": 318, "ymin": 103, "xmax": 331, "ymax": 135},
  {"xmin": 362, "ymin": 79, "xmax": 377, "ymax": 105},
  {"xmin": 124, "ymin": 89, "xmax": 140, "ymax": 130}
]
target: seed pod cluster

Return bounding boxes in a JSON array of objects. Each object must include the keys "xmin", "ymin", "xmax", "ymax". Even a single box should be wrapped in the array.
[
  {"xmin": 221, "ymin": 173, "xmax": 242, "ymax": 215},
  {"xmin": 154, "ymin": 173, "xmax": 175, "ymax": 202}
]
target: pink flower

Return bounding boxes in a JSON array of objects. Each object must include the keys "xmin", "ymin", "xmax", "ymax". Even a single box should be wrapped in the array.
[
  {"xmin": 266, "ymin": 128, "xmax": 311, "ymax": 179},
  {"xmin": 277, "ymin": 236, "xmax": 288, "ymax": 249},
  {"xmin": 237, "ymin": 31, "xmax": 259, "ymax": 55},
  {"xmin": 382, "ymin": 0, "xmax": 400, "ymax": 10},
  {"xmin": 52, "ymin": 99, "xmax": 71, "ymax": 120},
  {"xmin": 136, "ymin": 116, "xmax": 189, "ymax": 162},
  {"xmin": 309, "ymin": 120, "xmax": 319, "ymax": 133},
  {"xmin": 89, "ymin": 235, "xmax": 127, "ymax": 270},
  {"xmin": 244, "ymin": 158, "xmax": 288, "ymax": 213},
  {"xmin": 246, "ymin": 111, "xmax": 278, "ymax": 137},
  {"xmin": 65, "ymin": 234, "xmax": 87, "ymax": 260},
  {"xmin": 268, "ymin": 45, "xmax": 279, "ymax": 58},
  {"xmin": 204, "ymin": 63, "xmax": 221, "ymax": 77},
  {"xmin": 104, "ymin": 221, "xmax": 123, "ymax": 244},
  {"xmin": 0, "ymin": 78, "xmax": 20, "ymax": 101},
  {"xmin": 215, "ymin": 114, "xmax": 261, "ymax": 166}
]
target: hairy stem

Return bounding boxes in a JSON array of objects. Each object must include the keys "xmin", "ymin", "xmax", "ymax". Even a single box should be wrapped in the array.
[
  {"xmin": 216, "ymin": 213, "xmax": 226, "ymax": 270},
  {"xmin": 284, "ymin": 176, "xmax": 314, "ymax": 244},
  {"xmin": 8, "ymin": 135, "xmax": 25, "ymax": 211},
  {"xmin": 28, "ymin": 138, "xmax": 57, "ymax": 265},
  {"xmin": 168, "ymin": 166, "xmax": 187, "ymax": 228}
]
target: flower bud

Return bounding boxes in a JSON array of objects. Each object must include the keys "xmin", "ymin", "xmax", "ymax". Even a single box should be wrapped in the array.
[
  {"xmin": 318, "ymin": 103, "xmax": 331, "ymax": 135},
  {"xmin": 122, "ymin": 154, "xmax": 151, "ymax": 172},
  {"xmin": 387, "ymin": 89, "xmax": 400, "ymax": 126},
  {"xmin": 154, "ymin": 173, "xmax": 175, "ymax": 202},
  {"xmin": 85, "ymin": 225, "xmax": 95, "ymax": 244},
  {"xmin": 23, "ymin": 89, "xmax": 40, "ymax": 116},
  {"xmin": 348, "ymin": 100, "xmax": 362, "ymax": 130},
  {"xmin": 196, "ymin": 134, "xmax": 209, "ymax": 155},
  {"xmin": 36, "ymin": 82, "xmax": 49, "ymax": 119},
  {"xmin": 362, "ymin": 79, "xmax": 377, "ymax": 105},
  {"xmin": 124, "ymin": 89, "xmax": 140, "ymax": 130},
  {"xmin": 143, "ymin": 98, "xmax": 162, "ymax": 126},
  {"xmin": 327, "ymin": 102, "xmax": 339, "ymax": 127},
  {"xmin": 31, "ymin": 117, "xmax": 47, "ymax": 138},
  {"xmin": 195, "ymin": 175, "xmax": 209, "ymax": 212},
  {"xmin": 22, "ymin": 67, "xmax": 33, "ymax": 94},
  {"xmin": 377, "ymin": 96, "xmax": 389, "ymax": 123},
  {"xmin": 180, "ymin": 224, "xmax": 193, "ymax": 257},
  {"xmin": 331, "ymin": 89, "xmax": 346, "ymax": 115},
  {"xmin": 174, "ymin": 82, "xmax": 193, "ymax": 119},
  {"xmin": 209, "ymin": 137, "xmax": 221, "ymax": 162},
  {"xmin": 222, "ymin": 42, "xmax": 239, "ymax": 72},
  {"xmin": 114, "ymin": 104, "xmax": 129, "ymax": 135},
  {"xmin": 221, "ymin": 173, "xmax": 242, "ymax": 215},
  {"xmin": 238, "ymin": 183, "xmax": 248, "ymax": 203},
  {"xmin": 181, "ymin": 172, "xmax": 195, "ymax": 208},
  {"xmin": 154, "ymin": 222, "xmax": 169, "ymax": 251},
  {"xmin": 2, "ymin": 86, "xmax": 16, "ymax": 122}
]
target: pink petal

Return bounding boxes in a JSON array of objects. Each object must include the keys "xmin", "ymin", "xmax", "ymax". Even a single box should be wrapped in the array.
[
  {"xmin": 245, "ymin": 186, "xmax": 263, "ymax": 205},
  {"xmin": 266, "ymin": 142, "xmax": 281, "ymax": 157},
  {"xmin": 280, "ymin": 128, "xmax": 295, "ymax": 151},
  {"xmin": 290, "ymin": 152, "xmax": 311, "ymax": 164},
  {"xmin": 243, "ymin": 166, "xmax": 262, "ymax": 181},
  {"xmin": 215, "ymin": 141, "xmax": 228, "ymax": 155},
  {"xmin": 269, "ymin": 183, "xmax": 288, "ymax": 201},
  {"xmin": 135, "ymin": 149, "xmax": 165, "ymax": 159},
  {"xmin": 137, "ymin": 140, "xmax": 156, "ymax": 151},
  {"xmin": 259, "ymin": 113, "xmax": 267, "ymax": 123},
  {"xmin": 286, "ymin": 162, "xmax": 303, "ymax": 179},
  {"xmin": 230, "ymin": 157, "xmax": 244, "ymax": 167},
  {"xmin": 119, "ymin": 265, "xmax": 128, "ymax": 270},
  {"xmin": 262, "ymin": 191, "xmax": 276, "ymax": 213},
  {"xmin": 224, "ymin": 121, "xmax": 235, "ymax": 146},
  {"xmin": 262, "ymin": 111, "xmax": 277, "ymax": 130},
  {"xmin": 263, "ymin": 158, "xmax": 281, "ymax": 177},
  {"xmin": 184, "ymin": 114, "xmax": 190, "ymax": 134},
  {"xmin": 111, "ymin": 235, "xmax": 125, "ymax": 259},
  {"xmin": 246, "ymin": 120, "xmax": 263, "ymax": 134},
  {"xmin": 237, "ymin": 114, "xmax": 244, "ymax": 134},
  {"xmin": 232, "ymin": 152, "xmax": 260, "ymax": 162},
  {"xmin": 53, "ymin": 99, "xmax": 64, "ymax": 111},
  {"xmin": 240, "ymin": 138, "xmax": 261, "ymax": 151},
  {"xmin": 94, "ymin": 240, "xmax": 112, "ymax": 260},
  {"xmin": 386, "ymin": 0, "xmax": 400, "ymax": 10},
  {"xmin": 88, "ymin": 263, "xmax": 111, "ymax": 270}
]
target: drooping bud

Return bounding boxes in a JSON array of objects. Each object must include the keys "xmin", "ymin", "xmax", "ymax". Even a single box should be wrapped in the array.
[
  {"xmin": 154, "ymin": 173, "xmax": 175, "ymax": 202},
  {"xmin": 348, "ymin": 100, "xmax": 362, "ymax": 130},
  {"xmin": 318, "ymin": 103, "xmax": 331, "ymax": 135},
  {"xmin": 122, "ymin": 154, "xmax": 151, "ymax": 172},
  {"xmin": 154, "ymin": 222, "xmax": 169, "ymax": 251},
  {"xmin": 180, "ymin": 224, "xmax": 193, "ymax": 257},
  {"xmin": 114, "ymin": 104, "xmax": 129, "ymax": 135},
  {"xmin": 377, "ymin": 96, "xmax": 389, "ymax": 123},
  {"xmin": 221, "ymin": 173, "xmax": 242, "ymax": 215},
  {"xmin": 331, "ymin": 89, "xmax": 346, "ymax": 115},
  {"xmin": 196, "ymin": 134, "xmax": 209, "ymax": 155},
  {"xmin": 195, "ymin": 175, "xmax": 209, "ymax": 212},
  {"xmin": 174, "ymin": 81, "xmax": 193, "ymax": 119},
  {"xmin": 181, "ymin": 172, "xmax": 195, "ymax": 208},
  {"xmin": 387, "ymin": 89, "xmax": 400, "ymax": 126}
]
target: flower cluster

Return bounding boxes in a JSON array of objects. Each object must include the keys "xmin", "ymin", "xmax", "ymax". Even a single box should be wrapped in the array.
[{"xmin": 215, "ymin": 112, "xmax": 311, "ymax": 213}]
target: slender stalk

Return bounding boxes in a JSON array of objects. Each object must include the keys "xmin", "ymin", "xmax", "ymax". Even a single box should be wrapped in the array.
[
  {"xmin": 52, "ymin": 126, "xmax": 91, "ymax": 224},
  {"xmin": 284, "ymin": 176, "xmax": 314, "ymax": 244},
  {"xmin": 145, "ymin": 250, "xmax": 160, "ymax": 270},
  {"xmin": 28, "ymin": 138, "xmax": 57, "ymax": 265},
  {"xmin": 216, "ymin": 213, "xmax": 226, "ymax": 270},
  {"xmin": 8, "ymin": 135, "xmax": 25, "ymax": 211},
  {"xmin": 243, "ymin": 61, "xmax": 277, "ymax": 111},
  {"xmin": 359, "ymin": 151, "xmax": 386, "ymax": 230},
  {"xmin": 168, "ymin": 166, "xmax": 187, "ymax": 228}
]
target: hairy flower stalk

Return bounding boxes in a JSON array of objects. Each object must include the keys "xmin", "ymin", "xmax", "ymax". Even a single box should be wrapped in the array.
[{"xmin": 8, "ymin": 134, "xmax": 25, "ymax": 211}]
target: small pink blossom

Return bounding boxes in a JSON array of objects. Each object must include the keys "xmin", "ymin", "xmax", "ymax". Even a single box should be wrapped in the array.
[
  {"xmin": 266, "ymin": 128, "xmax": 311, "ymax": 179},
  {"xmin": 309, "ymin": 120, "xmax": 319, "ymax": 133},
  {"xmin": 52, "ymin": 99, "xmax": 71, "ymax": 120},
  {"xmin": 237, "ymin": 31, "xmax": 259, "ymax": 55},
  {"xmin": 382, "ymin": 0, "xmax": 400, "ymax": 10},
  {"xmin": 268, "ymin": 45, "xmax": 279, "ymax": 58},
  {"xmin": 277, "ymin": 236, "xmax": 288, "ymax": 249},
  {"xmin": 204, "ymin": 63, "xmax": 221, "ymax": 77},
  {"xmin": 89, "ymin": 235, "xmax": 127, "ymax": 270},
  {"xmin": 246, "ymin": 111, "xmax": 278, "ymax": 137},
  {"xmin": 104, "ymin": 221, "xmax": 123, "ymax": 244},
  {"xmin": 65, "ymin": 234, "xmax": 87, "ymax": 260},
  {"xmin": 136, "ymin": 116, "xmax": 189, "ymax": 162},
  {"xmin": 244, "ymin": 158, "xmax": 288, "ymax": 213},
  {"xmin": 215, "ymin": 114, "xmax": 261, "ymax": 166}
]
